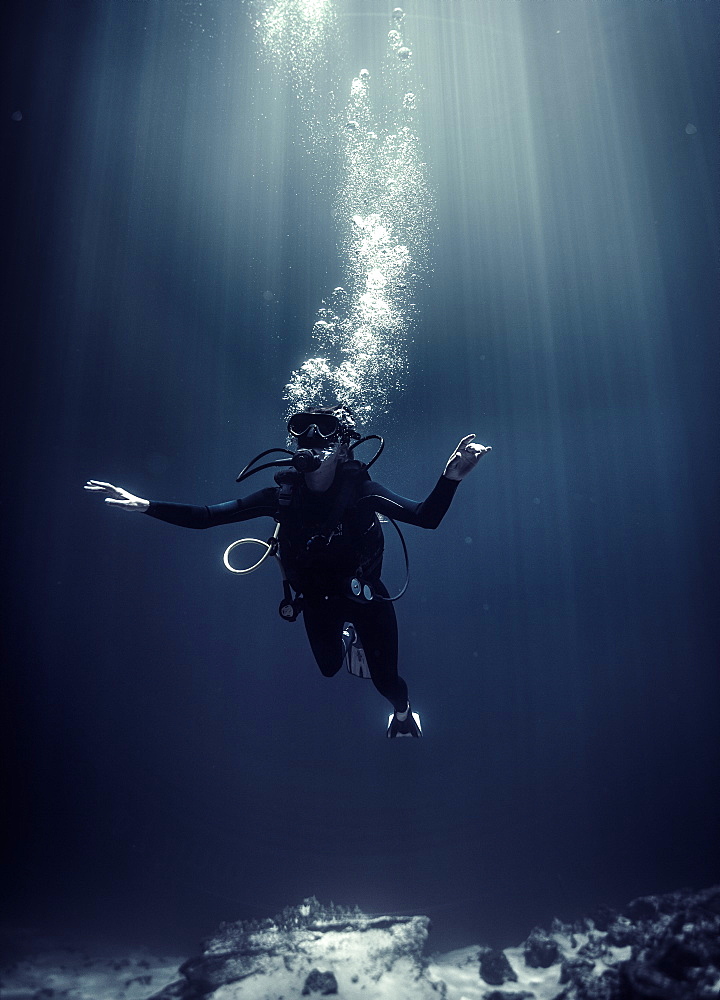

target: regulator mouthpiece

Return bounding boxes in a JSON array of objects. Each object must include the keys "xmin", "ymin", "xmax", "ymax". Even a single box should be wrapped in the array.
[{"xmin": 291, "ymin": 449, "xmax": 323, "ymax": 473}]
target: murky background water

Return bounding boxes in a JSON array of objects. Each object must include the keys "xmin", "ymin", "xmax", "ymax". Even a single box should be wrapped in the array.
[{"xmin": 4, "ymin": 0, "xmax": 719, "ymax": 955}]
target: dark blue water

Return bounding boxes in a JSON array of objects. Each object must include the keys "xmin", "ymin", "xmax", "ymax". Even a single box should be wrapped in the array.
[{"xmin": 3, "ymin": 0, "xmax": 719, "ymax": 956}]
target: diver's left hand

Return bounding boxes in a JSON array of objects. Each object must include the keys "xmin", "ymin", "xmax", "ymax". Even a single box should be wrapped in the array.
[{"xmin": 443, "ymin": 434, "xmax": 492, "ymax": 481}]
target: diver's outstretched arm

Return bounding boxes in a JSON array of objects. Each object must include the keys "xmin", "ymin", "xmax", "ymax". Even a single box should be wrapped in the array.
[
  {"xmin": 443, "ymin": 434, "xmax": 492, "ymax": 481},
  {"xmin": 84, "ymin": 480, "xmax": 149, "ymax": 511},
  {"xmin": 362, "ymin": 434, "xmax": 492, "ymax": 527}
]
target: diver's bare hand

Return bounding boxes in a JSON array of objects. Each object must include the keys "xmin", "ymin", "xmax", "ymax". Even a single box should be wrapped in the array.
[
  {"xmin": 443, "ymin": 434, "xmax": 492, "ymax": 481},
  {"xmin": 84, "ymin": 481, "xmax": 149, "ymax": 511}
]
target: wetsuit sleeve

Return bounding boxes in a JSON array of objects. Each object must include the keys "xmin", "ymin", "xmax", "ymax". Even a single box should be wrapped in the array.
[
  {"xmin": 145, "ymin": 487, "xmax": 278, "ymax": 529},
  {"xmin": 359, "ymin": 475, "xmax": 460, "ymax": 529}
]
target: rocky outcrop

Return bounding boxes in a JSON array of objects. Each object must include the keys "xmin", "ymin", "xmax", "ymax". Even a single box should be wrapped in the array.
[
  {"xmin": 426, "ymin": 884, "xmax": 720, "ymax": 1000},
  {"xmin": 613, "ymin": 886, "xmax": 720, "ymax": 1000},
  {"xmin": 514, "ymin": 885, "xmax": 720, "ymax": 1000},
  {"xmin": 145, "ymin": 897, "xmax": 438, "ymax": 1000}
]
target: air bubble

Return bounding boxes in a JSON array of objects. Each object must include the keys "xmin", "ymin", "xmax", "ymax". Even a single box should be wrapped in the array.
[
  {"xmin": 685, "ymin": 123, "xmax": 697, "ymax": 135},
  {"xmin": 388, "ymin": 30, "xmax": 401, "ymax": 46},
  {"xmin": 392, "ymin": 7, "xmax": 405, "ymax": 21},
  {"xmin": 397, "ymin": 46, "xmax": 412, "ymax": 60},
  {"xmin": 359, "ymin": 68, "xmax": 370, "ymax": 82}
]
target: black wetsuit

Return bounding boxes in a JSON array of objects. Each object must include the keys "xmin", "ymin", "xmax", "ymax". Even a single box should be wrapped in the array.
[{"xmin": 146, "ymin": 470, "xmax": 459, "ymax": 711}]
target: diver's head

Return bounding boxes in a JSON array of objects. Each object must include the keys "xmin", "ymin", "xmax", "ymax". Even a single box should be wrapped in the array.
[{"xmin": 288, "ymin": 405, "xmax": 359, "ymax": 492}]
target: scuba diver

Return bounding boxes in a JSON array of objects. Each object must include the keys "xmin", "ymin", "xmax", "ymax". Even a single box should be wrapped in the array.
[{"xmin": 84, "ymin": 406, "xmax": 491, "ymax": 737}]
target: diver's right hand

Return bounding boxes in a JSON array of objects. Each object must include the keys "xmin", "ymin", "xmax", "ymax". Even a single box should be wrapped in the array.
[{"xmin": 84, "ymin": 481, "xmax": 149, "ymax": 511}]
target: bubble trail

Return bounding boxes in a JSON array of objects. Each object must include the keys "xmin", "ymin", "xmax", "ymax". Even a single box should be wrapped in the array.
[
  {"xmin": 252, "ymin": 0, "xmax": 339, "ymax": 154},
  {"xmin": 256, "ymin": 4, "xmax": 434, "ymax": 424},
  {"xmin": 253, "ymin": 0, "xmax": 337, "ymax": 91}
]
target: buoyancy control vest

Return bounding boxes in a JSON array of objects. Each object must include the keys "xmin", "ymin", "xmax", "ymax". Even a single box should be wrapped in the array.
[{"xmin": 274, "ymin": 461, "xmax": 384, "ymax": 597}]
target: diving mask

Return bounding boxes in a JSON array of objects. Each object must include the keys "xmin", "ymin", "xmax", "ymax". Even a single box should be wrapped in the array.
[{"xmin": 287, "ymin": 411, "xmax": 342, "ymax": 441}]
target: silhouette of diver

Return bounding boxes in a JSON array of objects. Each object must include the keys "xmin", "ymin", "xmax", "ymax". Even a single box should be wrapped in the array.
[{"xmin": 85, "ymin": 406, "xmax": 491, "ymax": 737}]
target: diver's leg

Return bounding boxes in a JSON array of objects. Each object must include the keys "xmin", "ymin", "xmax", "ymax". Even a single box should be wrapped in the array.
[
  {"xmin": 353, "ymin": 585, "xmax": 408, "ymax": 713},
  {"xmin": 302, "ymin": 599, "xmax": 346, "ymax": 678}
]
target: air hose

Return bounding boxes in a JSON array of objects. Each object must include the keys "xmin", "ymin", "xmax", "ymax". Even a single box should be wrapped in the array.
[{"xmin": 223, "ymin": 522, "xmax": 281, "ymax": 575}]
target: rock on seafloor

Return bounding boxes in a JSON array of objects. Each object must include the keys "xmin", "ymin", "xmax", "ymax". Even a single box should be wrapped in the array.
[{"xmin": 1, "ymin": 887, "xmax": 719, "ymax": 1000}]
